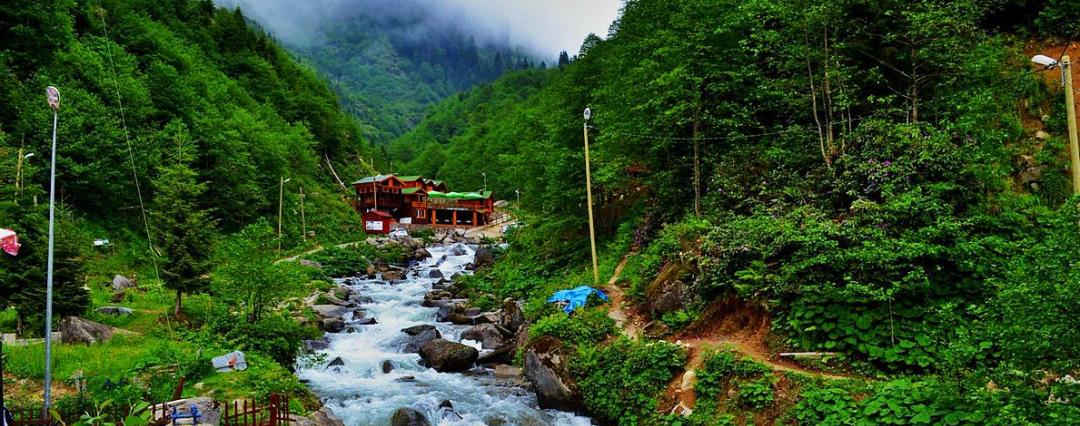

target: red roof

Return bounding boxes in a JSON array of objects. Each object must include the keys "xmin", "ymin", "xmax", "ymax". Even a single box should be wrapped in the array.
[{"xmin": 364, "ymin": 210, "xmax": 394, "ymax": 219}]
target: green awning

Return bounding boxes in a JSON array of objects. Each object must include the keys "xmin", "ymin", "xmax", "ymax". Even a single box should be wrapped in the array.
[
  {"xmin": 401, "ymin": 187, "xmax": 425, "ymax": 195},
  {"xmin": 428, "ymin": 191, "xmax": 446, "ymax": 198}
]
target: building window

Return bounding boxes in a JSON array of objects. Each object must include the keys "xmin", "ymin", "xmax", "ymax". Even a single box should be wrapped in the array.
[{"xmin": 417, "ymin": 210, "xmax": 426, "ymax": 219}]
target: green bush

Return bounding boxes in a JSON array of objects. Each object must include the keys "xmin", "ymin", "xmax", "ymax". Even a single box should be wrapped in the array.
[
  {"xmin": 529, "ymin": 307, "xmax": 616, "ymax": 347},
  {"xmin": 737, "ymin": 377, "xmax": 776, "ymax": 409},
  {"xmin": 572, "ymin": 337, "xmax": 686, "ymax": 425}
]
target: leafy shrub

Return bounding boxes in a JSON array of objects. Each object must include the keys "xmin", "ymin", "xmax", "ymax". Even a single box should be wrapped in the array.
[
  {"xmin": 529, "ymin": 307, "xmax": 615, "ymax": 346},
  {"xmin": 789, "ymin": 386, "xmax": 857, "ymax": 424},
  {"xmin": 695, "ymin": 349, "xmax": 771, "ymax": 401},
  {"xmin": 572, "ymin": 338, "xmax": 686, "ymax": 425},
  {"xmin": 304, "ymin": 245, "xmax": 377, "ymax": 277},
  {"xmin": 737, "ymin": 377, "xmax": 776, "ymax": 409}
]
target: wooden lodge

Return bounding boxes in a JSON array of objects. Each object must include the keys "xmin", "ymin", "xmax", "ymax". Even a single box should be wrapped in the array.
[{"xmin": 352, "ymin": 174, "xmax": 495, "ymax": 229}]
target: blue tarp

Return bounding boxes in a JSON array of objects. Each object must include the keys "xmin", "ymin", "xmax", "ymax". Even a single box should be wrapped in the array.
[{"xmin": 547, "ymin": 286, "xmax": 609, "ymax": 313}]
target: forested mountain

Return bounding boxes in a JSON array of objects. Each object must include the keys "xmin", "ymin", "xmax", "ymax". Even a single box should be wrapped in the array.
[
  {"xmin": 281, "ymin": 2, "xmax": 540, "ymax": 144},
  {"xmin": 404, "ymin": 0, "xmax": 1080, "ymax": 423},
  {"xmin": 0, "ymin": 0, "xmax": 371, "ymax": 328}
]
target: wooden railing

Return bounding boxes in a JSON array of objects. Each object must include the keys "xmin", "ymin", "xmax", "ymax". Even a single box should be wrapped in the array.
[
  {"xmin": 221, "ymin": 394, "xmax": 290, "ymax": 426},
  {"xmin": 9, "ymin": 408, "xmax": 54, "ymax": 426}
]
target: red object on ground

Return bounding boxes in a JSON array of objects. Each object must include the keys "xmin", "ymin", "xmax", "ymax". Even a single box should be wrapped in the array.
[{"xmin": 0, "ymin": 228, "xmax": 20, "ymax": 256}]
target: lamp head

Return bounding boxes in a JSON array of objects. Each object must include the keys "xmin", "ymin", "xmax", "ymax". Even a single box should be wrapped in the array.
[
  {"xmin": 583, "ymin": 108, "xmax": 591, "ymax": 121},
  {"xmin": 1032, "ymin": 54, "xmax": 1059, "ymax": 68},
  {"xmin": 45, "ymin": 86, "xmax": 60, "ymax": 111},
  {"xmin": 24, "ymin": 153, "xmax": 35, "ymax": 159}
]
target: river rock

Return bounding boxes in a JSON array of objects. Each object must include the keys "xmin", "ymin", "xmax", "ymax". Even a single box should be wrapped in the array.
[
  {"xmin": 390, "ymin": 408, "xmax": 430, "ymax": 426},
  {"xmin": 419, "ymin": 339, "xmax": 479, "ymax": 372},
  {"xmin": 321, "ymin": 318, "xmax": 346, "ymax": 333},
  {"xmin": 306, "ymin": 407, "xmax": 345, "ymax": 426},
  {"xmin": 449, "ymin": 245, "xmax": 468, "ymax": 256},
  {"xmin": 382, "ymin": 360, "xmax": 394, "ymax": 373},
  {"xmin": 524, "ymin": 336, "xmax": 581, "ymax": 411},
  {"xmin": 499, "ymin": 298, "xmax": 525, "ymax": 332},
  {"xmin": 476, "ymin": 343, "xmax": 515, "ymax": 365},
  {"xmin": 401, "ymin": 325, "xmax": 442, "ymax": 353},
  {"xmin": 473, "ymin": 246, "xmax": 494, "ymax": 269},
  {"xmin": 304, "ymin": 338, "xmax": 330, "ymax": 351},
  {"xmin": 353, "ymin": 317, "xmax": 378, "ymax": 325},
  {"xmin": 644, "ymin": 263, "xmax": 692, "ymax": 316},
  {"xmin": 383, "ymin": 270, "xmax": 404, "ymax": 281},
  {"xmin": 312, "ymin": 305, "xmax": 348, "ymax": 319},
  {"xmin": 428, "ymin": 269, "xmax": 444, "ymax": 279},
  {"xmin": 327, "ymin": 357, "xmax": 345, "ymax": 368},
  {"xmin": 422, "ymin": 290, "xmax": 453, "ymax": 307},
  {"xmin": 111, "ymin": 275, "xmax": 136, "ymax": 291},
  {"xmin": 414, "ymin": 248, "xmax": 431, "ymax": 259},
  {"xmin": 59, "ymin": 317, "xmax": 114, "ymax": 344},
  {"xmin": 461, "ymin": 324, "xmax": 505, "ymax": 349}
]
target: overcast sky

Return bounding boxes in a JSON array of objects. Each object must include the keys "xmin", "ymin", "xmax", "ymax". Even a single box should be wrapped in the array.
[{"xmin": 219, "ymin": 0, "xmax": 624, "ymax": 57}]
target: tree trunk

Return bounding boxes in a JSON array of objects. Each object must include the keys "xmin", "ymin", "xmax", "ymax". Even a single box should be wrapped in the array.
[{"xmin": 174, "ymin": 290, "xmax": 183, "ymax": 316}]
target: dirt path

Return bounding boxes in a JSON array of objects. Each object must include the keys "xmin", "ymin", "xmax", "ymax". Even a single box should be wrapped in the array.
[
  {"xmin": 604, "ymin": 256, "xmax": 643, "ymax": 338},
  {"xmin": 601, "ymin": 254, "xmax": 849, "ymax": 416}
]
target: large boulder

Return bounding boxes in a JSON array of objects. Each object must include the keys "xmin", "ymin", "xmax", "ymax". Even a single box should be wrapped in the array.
[
  {"xmin": 524, "ymin": 336, "xmax": 581, "ymax": 411},
  {"xmin": 401, "ymin": 325, "xmax": 441, "ymax": 353},
  {"xmin": 644, "ymin": 262, "xmax": 692, "ymax": 316},
  {"xmin": 111, "ymin": 275, "xmax": 136, "ymax": 291},
  {"xmin": 299, "ymin": 259, "xmax": 323, "ymax": 270},
  {"xmin": 321, "ymin": 318, "xmax": 346, "ymax": 333},
  {"xmin": 311, "ymin": 305, "xmax": 348, "ymax": 319},
  {"xmin": 150, "ymin": 398, "xmax": 220, "ymax": 426},
  {"xmin": 288, "ymin": 406, "xmax": 344, "ymax": 426},
  {"xmin": 460, "ymin": 324, "xmax": 505, "ymax": 350},
  {"xmin": 419, "ymin": 339, "xmax": 479, "ymax": 372},
  {"xmin": 498, "ymin": 298, "xmax": 525, "ymax": 333},
  {"xmin": 390, "ymin": 408, "xmax": 430, "ymax": 426},
  {"xmin": 59, "ymin": 317, "xmax": 114, "ymax": 344},
  {"xmin": 473, "ymin": 246, "xmax": 495, "ymax": 269},
  {"xmin": 383, "ymin": 270, "xmax": 404, "ymax": 281}
]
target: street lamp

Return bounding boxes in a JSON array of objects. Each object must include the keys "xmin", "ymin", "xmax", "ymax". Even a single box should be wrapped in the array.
[
  {"xmin": 42, "ymin": 86, "xmax": 60, "ymax": 417},
  {"xmin": 482, "ymin": 172, "xmax": 488, "ymax": 191},
  {"xmin": 1032, "ymin": 53, "xmax": 1080, "ymax": 192},
  {"xmin": 278, "ymin": 177, "xmax": 291, "ymax": 252},
  {"xmin": 582, "ymin": 108, "xmax": 599, "ymax": 284}
]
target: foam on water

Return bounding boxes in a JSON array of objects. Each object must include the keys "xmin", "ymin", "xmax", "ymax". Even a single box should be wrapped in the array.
[{"xmin": 297, "ymin": 243, "xmax": 593, "ymax": 425}]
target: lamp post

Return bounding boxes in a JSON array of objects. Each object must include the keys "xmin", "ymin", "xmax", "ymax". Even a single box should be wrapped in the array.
[
  {"xmin": 515, "ymin": 188, "xmax": 520, "ymax": 204},
  {"xmin": 482, "ymin": 172, "xmax": 487, "ymax": 192},
  {"xmin": 1033, "ymin": 53, "xmax": 1080, "ymax": 192},
  {"xmin": 299, "ymin": 186, "xmax": 307, "ymax": 242},
  {"xmin": 582, "ymin": 108, "xmax": 599, "ymax": 284},
  {"xmin": 42, "ymin": 86, "xmax": 60, "ymax": 417},
  {"xmin": 278, "ymin": 177, "xmax": 291, "ymax": 252}
]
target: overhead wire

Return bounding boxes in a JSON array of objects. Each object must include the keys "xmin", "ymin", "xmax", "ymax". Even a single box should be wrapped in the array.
[{"xmin": 92, "ymin": 2, "xmax": 164, "ymax": 295}]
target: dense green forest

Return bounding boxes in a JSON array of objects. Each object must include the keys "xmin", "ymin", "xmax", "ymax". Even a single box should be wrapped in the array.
[
  {"xmin": 0, "ymin": 0, "xmax": 381, "ymax": 411},
  {"xmin": 286, "ymin": 2, "xmax": 541, "ymax": 144},
  {"xmin": 403, "ymin": 0, "xmax": 1080, "ymax": 423}
]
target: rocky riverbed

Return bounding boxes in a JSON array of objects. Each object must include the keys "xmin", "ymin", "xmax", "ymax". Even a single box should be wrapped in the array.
[{"xmin": 297, "ymin": 243, "xmax": 593, "ymax": 425}]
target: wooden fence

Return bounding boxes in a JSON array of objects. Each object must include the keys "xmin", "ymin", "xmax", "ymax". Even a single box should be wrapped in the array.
[
  {"xmin": 221, "ymin": 394, "xmax": 290, "ymax": 426},
  {"xmin": 9, "ymin": 407, "xmax": 54, "ymax": 426}
]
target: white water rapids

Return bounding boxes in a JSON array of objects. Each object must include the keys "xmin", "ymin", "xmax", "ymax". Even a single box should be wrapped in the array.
[{"xmin": 296, "ymin": 244, "xmax": 593, "ymax": 425}]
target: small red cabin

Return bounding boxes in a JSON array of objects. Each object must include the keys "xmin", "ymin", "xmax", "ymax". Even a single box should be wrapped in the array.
[{"xmin": 362, "ymin": 210, "xmax": 395, "ymax": 234}]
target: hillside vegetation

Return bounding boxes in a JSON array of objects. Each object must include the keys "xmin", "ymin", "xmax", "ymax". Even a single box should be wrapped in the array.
[
  {"xmin": 0, "ymin": 0, "xmax": 381, "ymax": 416},
  {"xmin": 406, "ymin": 0, "xmax": 1080, "ymax": 423}
]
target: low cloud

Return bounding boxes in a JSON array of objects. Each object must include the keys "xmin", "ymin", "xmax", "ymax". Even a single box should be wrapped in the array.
[{"xmin": 217, "ymin": 0, "xmax": 623, "ymax": 57}]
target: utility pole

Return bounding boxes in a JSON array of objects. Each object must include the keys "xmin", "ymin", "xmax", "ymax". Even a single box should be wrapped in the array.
[
  {"xmin": 278, "ymin": 177, "xmax": 290, "ymax": 252},
  {"xmin": 299, "ymin": 186, "xmax": 307, "ymax": 242},
  {"xmin": 583, "ymin": 108, "xmax": 599, "ymax": 284},
  {"xmin": 693, "ymin": 109, "xmax": 702, "ymax": 218},
  {"xmin": 43, "ymin": 86, "xmax": 60, "ymax": 418},
  {"xmin": 1033, "ymin": 53, "xmax": 1080, "ymax": 192},
  {"xmin": 1064, "ymin": 55, "xmax": 1080, "ymax": 192}
]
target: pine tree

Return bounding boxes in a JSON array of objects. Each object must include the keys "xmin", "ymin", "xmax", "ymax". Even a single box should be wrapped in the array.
[
  {"xmin": 558, "ymin": 50, "xmax": 571, "ymax": 68},
  {"xmin": 151, "ymin": 130, "xmax": 217, "ymax": 316},
  {"xmin": 0, "ymin": 152, "xmax": 88, "ymax": 335}
]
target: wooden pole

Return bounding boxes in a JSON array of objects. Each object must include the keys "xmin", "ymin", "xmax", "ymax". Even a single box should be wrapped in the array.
[
  {"xmin": 583, "ymin": 122, "xmax": 599, "ymax": 284},
  {"xmin": 277, "ymin": 176, "xmax": 284, "ymax": 252},
  {"xmin": 1063, "ymin": 56, "xmax": 1080, "ymax": 193},
  {"xmin": 299, "ymin": 186, "xmax": 307, "ymax": 241}
]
